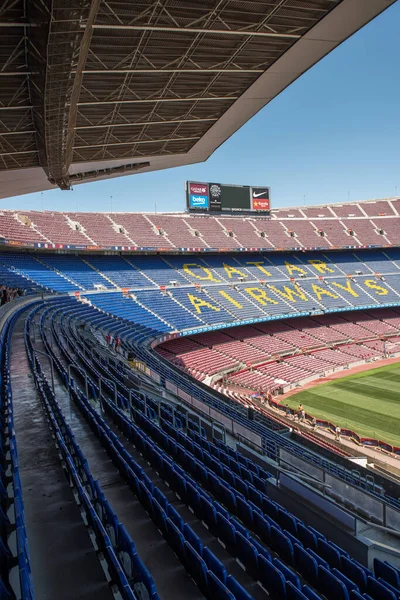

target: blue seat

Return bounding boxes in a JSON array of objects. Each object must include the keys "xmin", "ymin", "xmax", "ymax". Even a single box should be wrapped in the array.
[
  {"xmin": 186, "ymin": 482, "xmax": 201, "ymax": 514},
  {"xmin": 297, "ymin": 522, "xmax": 318, "ymax": 551},
  {"xmin": 247, "ymin": 486, "xmax": 263, "ymax": 509},
  {"xmin": 273, "ymin": 557, "xmax": 301, "ymax": 590},
  {"xmin": 151, "ymin": 498, "xmax": 167, "ymax": 533},
  {"xmin": 258, "ymin": 554, "xmax": 286, "ymax": 599},
  {"xmin": 220, "ymin": 484, "xmax": 236, "ymax": 514},
  {"xmin": 367, "ymin": 577, "xmax": 398, "ymax": 600},
  {"xmin": 207, "ymin": 570, "xmax": 235, "ymax": 600},
  {"xmin": 165, "ymin": 518, "xmax": 184, "ymax": 558},
  {"xmin": 104, "ymin": 501, "xmax": 120, "ymax": 546},
  {"xmin": 341, "ymin": 557, "xmax": 367, "ymax": 592},
  {"xmin": 303, "ymin": 585, "xmax": 324, "ymax": 600},
  {"xmin": 332, "ymin": 568, "xmax": 360, "ymax": 595},
  {"xmin": 199, "ymin": 496, "xmax": 217, "ymax": 532},
  {"xmin": 107, "ymin": 544, "xmax": 138, "ymax": 600},
  {"xmin": 117, "ymin": 523, "xmax": 137, "ymax": 563},
  {"xmin": 226, "ymin": 575, "xmax": 253, "ymax": 600},
  {"xmin": 230, "ymin": 517, "xmax": 248, "ymax": 539},
  {"xmin": 287, "ymin": 582, "xmax": 312, "ymax": 600},
  {"xmin": 216, "ymin": 512, "xmax": 236, "ymax": 550},
  {"xmin": 308, "ymin": 548, "xmax": 329, "ymax": 570},
  {"xmin": 317, "ymin": 538, "xmax": 342, "ymax": 569},
  {"xmin": 184, "ymin": 542, "xmax": 208, "ymax": 595},
  {"xmin": 170, "ymin": 468, "xmax": 187, "ymax": 499},
  {"xmin": 252, "ymin": 510, "xmax": 271, "ymax": 544},
  {"xmin": 377, "ymin": 578, "xmax": 400, "ymax": 599},
  {"xmin": 270, "ymin": 526, "xmax": 294, "ymax": 565},
  {"xmin": 278, "ymin": 508, "xmax": 298, "ymax": 535},
  {"xmin": 349, "ymin": 592, "xmax": 366, "ymax": 600},
  {"xmin": 236, "ymin": 531, "xmax": 259, "ymax": 579},
  {"xmin": 236, "ymin": 495, "xmax": 253, "ymax": 528},
  {"xmin": 222, "ymin": 466, "xmax": 235, "ymax": 488},
  {"xmin": 318, "ymin": 565, "xmax": 350, "ymax": 600},
  {"xmin": 263, "ymin": 497, "xmax": 279, "ymax": 521},
  {"xmin": 235, "ymin": 477, "xmax": 248, "ymax": 498},
  {"xmin": 294, "ymin": 545, "xmax": 318, "ymax": 587},
  {"xmin": 184, "ymin": 524, "xmax": 203, "ymax": 556},
  {"xmin": 374, "ymin": 559, "xmax": 400, "ymax": 589},
  {"xmin": 203, "ymin": 547, "xmax": 227, "ymax": 583},
  {"xmin": 167, "ymin": 504, "xmax": 184, "ymax": 532}
]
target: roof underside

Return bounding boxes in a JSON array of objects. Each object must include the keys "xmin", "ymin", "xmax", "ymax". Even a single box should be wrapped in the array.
[{"xmin": 0, "ymin": 0, "xmax": 395, "ymax": 198}]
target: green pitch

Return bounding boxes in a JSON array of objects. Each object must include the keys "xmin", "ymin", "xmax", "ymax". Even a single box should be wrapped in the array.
[{"xmin": 285, "ymin": 362, "xmax": 400, "ymax": 447}]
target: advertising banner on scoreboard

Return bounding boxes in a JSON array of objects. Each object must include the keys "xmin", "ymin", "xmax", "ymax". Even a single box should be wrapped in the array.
[
  {"xmin": 251, "ymin": 187, "xmax": 270, "ymax": 211},
  {"xmin": 188, "ymin": 182, "xmax": 209, "ymax": 210}
]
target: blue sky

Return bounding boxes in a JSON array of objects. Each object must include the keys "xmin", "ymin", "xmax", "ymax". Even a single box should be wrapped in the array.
[{"xmin": 4, "ymin": 2, "xmax": 400, "ymax": 214}]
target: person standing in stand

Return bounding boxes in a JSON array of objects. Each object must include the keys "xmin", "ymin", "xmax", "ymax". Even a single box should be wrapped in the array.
[{"xmin": 115, "ymin": 335, "xmax": 121, "ymax": 353}]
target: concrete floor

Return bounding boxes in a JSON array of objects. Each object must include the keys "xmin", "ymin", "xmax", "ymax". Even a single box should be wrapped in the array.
[{"xmin": 10, "ymin": 314, "xmax": 113, "ymax": 600}]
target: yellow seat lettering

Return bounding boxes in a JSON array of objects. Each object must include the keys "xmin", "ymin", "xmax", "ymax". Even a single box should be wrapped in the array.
[
  {"xmin": 218, "ymin": 290, "xmax": 243, "ymax": 308},
  {"xmin": 245, "ymin": 261, "xmax": 272, "ymax": 277},
  {"xmin": 223, "ymin": 263, "xmax": 248, "ymax": 279},
  {"xmin": 269, "ymin": 284, "xmax": 308, "ymax": 302},
  {"xmin": 187, "ymin": 294, "xmax": 220, "ymax": 314},
  {"xmin": 364, "ymin": 280, "xmax": 388, "ymax": 296},
  {"xmin": 285, "ymin": 262, "xmax": 307, "ymax": 277},
  {"xmin": 331, "ymin": 280, "xmax": 358, "ymax": 297},
  {"xmin": 183, "ymin": 263, "xmax": 220, "ymax": 282},
  {"xmin": 245, "ymin": 287, "xmax": 278, "ymax": 305},
  {"xmin": 308, "ymin": 259, "xmax": 335, "ymax": 274},
  {"xmin": 311, "ymin": 284, "xmax": 338, "ymax": 301}
]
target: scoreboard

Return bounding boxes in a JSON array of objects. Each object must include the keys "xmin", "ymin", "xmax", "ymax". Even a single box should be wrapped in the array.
[{"xmin": 186, "ymin": 181, "xmax": 270, "ymax": 214}]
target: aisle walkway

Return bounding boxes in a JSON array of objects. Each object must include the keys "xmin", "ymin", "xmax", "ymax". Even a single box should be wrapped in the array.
[{"xmin": 9, "ymin": 313, "xmax": 113, "ymax": 600}]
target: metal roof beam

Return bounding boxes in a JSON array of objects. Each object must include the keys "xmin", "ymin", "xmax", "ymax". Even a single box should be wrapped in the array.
[
  {"xmin": 0, "ymin": 149, "xmax": 37, "ymax": 157},
  {"xmin": 77, "ymin": 96, "xmax": 237, "ymax": 107},
  {"xmin": 74, "ymin": 136, "xmax": 200, "ymax": 150},
  {"xmin": 0, "ymin": 105, "xmax": 32, "ymax": 111},
  {"xmin": 26, "ymin": 0, "xmax": 101, "ymax": 190},
  {"xmin": 75, "ymin": 117, "xmax": 218, "ymax": 130},
  {"xmin": 0, "ymin": 130, "xmax": 35, "ymax": 136},
  {"xmin": 81, "ymin": 68, "xmax": 264, "ymax": 74},
  {"xmin": 88, "ymin": 24, "xmax": 301, "ymax": 39},
  {"xmin": 0, "ymin": 22, "xmax": 33, "ymax": 27},
  {"xmin": 0, "ymin": 72, "xmax": 36, "ymax": 76},
  {"xmin": 70, "ymin": 161, "xmax": 150, "ymax": 182}
]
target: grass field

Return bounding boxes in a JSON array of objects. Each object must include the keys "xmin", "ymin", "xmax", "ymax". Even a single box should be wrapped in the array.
[{"xmin": 286, "ymin": 362, "xmax": 400, "ymax": 447}]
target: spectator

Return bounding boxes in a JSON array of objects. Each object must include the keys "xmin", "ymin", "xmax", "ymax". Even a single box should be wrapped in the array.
[
  {"xmin": 335, "ymin": 426, "xmax": 341, "ymax": 441},
  {"xmin": 285, "ymin": 404, "xmax": 290, "ymax": 417},
  {"xmin": 115, "ymin": 335, "xmax": 121, "ymax": 352},
  {"xmin": 0, "ymin": 285, "xmax": 22, "ymax": 306}
]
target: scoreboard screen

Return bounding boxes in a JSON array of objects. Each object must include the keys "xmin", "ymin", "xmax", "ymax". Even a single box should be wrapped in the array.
[{"xmin": 186, "ymin": 182, "xmax": 270, "ymax": 213}]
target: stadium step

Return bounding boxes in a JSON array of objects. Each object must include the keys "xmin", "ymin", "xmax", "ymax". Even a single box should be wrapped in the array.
[{"xmin": 10, "ymin": 312, "xmax": 114, "ymax": 600}]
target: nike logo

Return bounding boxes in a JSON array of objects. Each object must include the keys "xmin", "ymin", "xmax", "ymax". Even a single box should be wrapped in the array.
[{"xmin": 253, "ymin": 191, "xmax": 267, "ymax": 198}]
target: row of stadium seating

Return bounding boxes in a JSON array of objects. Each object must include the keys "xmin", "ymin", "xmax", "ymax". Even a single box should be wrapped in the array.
[
  {"xmin": 5, "ymin": 250, "xmax": 400, "ymax": 335},
  {"xmin": 1, "ymin": 198, "xmax": 400, "ymax": 249},
  {"xmin": 30, "ymin": 298, "xmax": 400, "ymax": 600},
  {"xmin": 3, "ymin": 248, "xmax": 400, "ymax": 284},
  {"xmin": 0, "ymin": 308, "xmax": 33, "ymax": 598},
  {"xmin": 157, "ymin": 310, "xmax": 400, "ymax": 390},
  {"xmin": 47, "ymin": 296, "xmax": 400, "ymax": 515}
]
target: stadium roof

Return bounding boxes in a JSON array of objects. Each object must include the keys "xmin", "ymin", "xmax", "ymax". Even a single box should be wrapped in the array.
[{"xmin": 0, "ymin": 0, "xmax": 395, "ymax": 199}]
